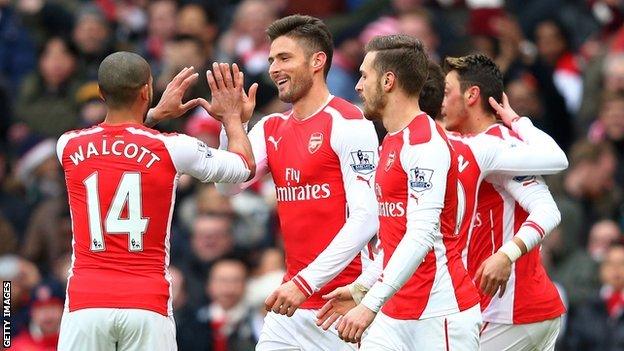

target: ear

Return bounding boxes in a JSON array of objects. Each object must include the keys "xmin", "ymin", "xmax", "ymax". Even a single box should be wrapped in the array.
[
  {"xmin": 311, "ymin": 51, "xmax": 327, "ymax": 74},
  {"xmin": 465, "ymin": 86, "xmax": 480, "ymax": 106},
  {"xmin": 382, "ymin": 72, "xmax": 396, "ymax": 92},
  {"xmin": 140, "ymin": 84, "xmax": 150, "ymax": 101}
]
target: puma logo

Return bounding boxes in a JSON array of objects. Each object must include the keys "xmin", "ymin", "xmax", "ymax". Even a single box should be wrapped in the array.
[
  {"xmin": 268, "ymin": 136, "xmax": 282, "ymax": 150},
  {"xmin": 356, "ymin": 175, "xmax": 372, "ymax": 188}
]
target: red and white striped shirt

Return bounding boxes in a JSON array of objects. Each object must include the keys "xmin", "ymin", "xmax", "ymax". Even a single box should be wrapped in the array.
[
  {"xmin": 449, "ymin": 120, "xmax": 566, "ymax": 324},
  {"xmin": 218, "ymin": 96, "xmax": 379, "ymax": 309},
  {"xmin": 57, "ymin": 123, "xmax": 250, "ymax": 316},
  {"xmin": 360, "ymin": 113, "xmax": 480, "ymax": 319}
]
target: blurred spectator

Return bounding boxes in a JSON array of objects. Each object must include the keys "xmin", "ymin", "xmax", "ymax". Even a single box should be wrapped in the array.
[
  {"xmin": 397, "ymin": 8, "xmax": 439, "ymax": 60},
  {"xmin": 506, "ymin": 73, "xmax": 574, "ymax": 151},
  {"xmin": 0, "ymin": 255, "xmax": 42, "ymax": 336},
  {"xmin": 178, "ymin": 258, "xmax": 254, "ymax": 351},
  {"xmin": 178, "ymin": 213, "xmax": 242, "ymax": 305},
  {"xmin": 533, "ymin": 18, "xmax": 583, "ymax": 115},
  {"xmin": 14, "ymin": 138, "xmax": 65, "ymax": 205},
  {"xmin": 588, "ymin": 90, "xmax": 624, "ymax": 186},
  {"xmin": 11, "ymin": 281, "xmax": 64, "ymax": 350},
  {"xmin": 555, "ymin": 219, "xmax": 622, "ymax": 311},
  {"xmin": 550, "ymin": 140, "xmax": 622, "ymax": 246},
  {"xmin": 184, "ymin": 108, "xmax": 222, "ymax": 148},
  {"xmin": 75, "ymin": 81, "xmax": 106, "ymax": 127},
  {"xmin": 565, "ymin": 240, "xmax": 624, "ymax": 350},
  {"xmin": 176, "ymin": 4, "xmax": 218, "ymax": 60},
  {"xmin": 72, "ymin": 4, "xmax": 112, "ymax": 80},
  {"xmin": 141, "ymin": 0, "xmax": 178, "ymax": 76},
  {"xmin": 579, "ymin": 52, "xmax": 624, "ymax": 130},
  {"xmin": 0, "ymin": 213, "xmax": 17, "ymax": 256},
  {"xmin": 21, "ymin": 195, "xmax": 71, "ymax": 275},
  {"xmin": 15, "ymin": 36, "xmax": 82, "ymax": 138},
  {"xmin": 217, "ymin": 0, "xmax": 276, "ymax": 76},
  {"xmin": 0, "ymin": 2, "xmax": 37, "ymax": 91},
  {"xmin": 327, "ymin": 29, "xmax": 363, "ymax": 103},
  {"xmin": 244, "ymin": 269, "xmax": 285, "ymax": 346}
]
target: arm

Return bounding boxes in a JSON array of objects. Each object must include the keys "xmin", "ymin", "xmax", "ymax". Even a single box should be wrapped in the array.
[
  {"xmin": 265, "ymin": 117, "xmax": 380, "ymax": 316},
  {"xmin": 361, "ymin": 138, "xmax": 447, "ymax": 313},
  {"xmin": 475, "ymin": 174, "xmax": 561, "ymax": 297},
  {"xmin": 481, "ymin": 94, "xmax": 568, "ymax": 176},
  {"xmin": 164, "ymin": 134, "xmax": 251, "ymax": 183},
  {"xmin": 292, "ymin": 117, "xmax": 380, "ymax": 295},
  {"xmin": 493, "ymin": 174, "xmax": 561, "ymax": 254},
  {"xmin": 215, "ymin": 117, "xmax": 270, "ymax": 195}
]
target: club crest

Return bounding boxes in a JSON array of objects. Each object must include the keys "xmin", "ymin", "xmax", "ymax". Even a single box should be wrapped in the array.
[
  {"xmin": 384, "ymin": 151, "xmax": 395, "ymax": 171},
  {"xmin": 308, "ymin": 132, "xmax": 323, "ymax": 154}
]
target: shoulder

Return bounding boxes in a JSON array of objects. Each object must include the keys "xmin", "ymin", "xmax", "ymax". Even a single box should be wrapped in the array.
[
  {"xmin": 483, "ymin": 124, "xmax": 522, "ymax": 142},
  {"xmin": 256, "ymin": 111, "xmax": 290, "ymax": 130},
  {"xmin": 56, "ymin": 125, "xmax": 103, "ymax": 161},
  {"xmin": 325, "ymin": 97, "xmax": 364, "ymax": 120},
  {"xmin": 405, "ymin": 113, "xmax": 444, "ymax": 146}
]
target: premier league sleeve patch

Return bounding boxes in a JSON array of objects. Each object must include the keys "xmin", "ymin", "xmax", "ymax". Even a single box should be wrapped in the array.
[
  {"xmin": 350, "ymin": 150, "xmax": 376, "ymax": 175},
  {"xmin": 409, "ymin": 167, "xmax": 434, "ymax": 192}
]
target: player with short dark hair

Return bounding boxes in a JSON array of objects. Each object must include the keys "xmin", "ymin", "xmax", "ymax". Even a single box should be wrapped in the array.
[{"xmin": 57, "ymin": 51, "xmax": 254, "ymax": 350}]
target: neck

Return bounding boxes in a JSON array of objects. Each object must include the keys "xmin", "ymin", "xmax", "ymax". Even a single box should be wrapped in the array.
[
  {"xmin": 103, "ymin": 107, "xmax": 146, "ymax": 126},
  {"xmin": 460, "ymin": 110, "xmax": 497, "ymax": 134},
  {"xmin": 292, "ymin": 79, "xmax": 330, "ymax": 120},
  {"xmin": 382, "ymin": 93, "xmax": 423, "ymax": 133}
]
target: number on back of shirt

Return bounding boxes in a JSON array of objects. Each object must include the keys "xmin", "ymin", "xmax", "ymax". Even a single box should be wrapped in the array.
[{"xmin": 84, "ymin": 172, "xmax": 149, "ymax": 252}]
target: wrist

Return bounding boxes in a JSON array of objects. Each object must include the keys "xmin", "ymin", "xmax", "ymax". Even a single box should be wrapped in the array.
[
  {"xmin": 348, "ymin": 282, "xmax": 369, "ymax": 304},
  {"xmin": 498, "ymin": 241, "xmax": 522, "ymax": 263}
]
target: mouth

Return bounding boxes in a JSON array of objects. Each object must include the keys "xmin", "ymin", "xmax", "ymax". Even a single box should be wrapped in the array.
[{"xmin": 274, "ymin": 76, "xmax": 289, "ymax": 88}]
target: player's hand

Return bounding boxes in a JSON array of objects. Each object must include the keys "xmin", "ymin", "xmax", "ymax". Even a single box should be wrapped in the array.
[
  {"xmin": 488, "ymin": 93, "xmax": 520, "ymax": 127},
  {"xmin": 337, "ymin": 304, "xmax": 375, "ymax": 344},
  {"xmin": 264, "ymin": 280, "xmax": 307, "ymax": 317},
  {"xmin": 316, "ymin": 286, "xmax": 357, "ymax": 330},
  {"xmin": 201, "ymin": 62, "xmax": 246, "ymax": 125},
  {"xmin": 474, "ymin": 251, "xmax": 512, "ymax": 298},
  {"xmin": 149, "ymin": 66, "xmax": 206, "ymax": 123}
]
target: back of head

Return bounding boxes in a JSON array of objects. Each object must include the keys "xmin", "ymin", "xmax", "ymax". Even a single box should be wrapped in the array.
[
  {"xmin": 444, "ymin": 54, "xmax": 503, "ymax": 115},
  {"xmin": 365, "ymin": 34, "xmax": 428, "ymax": 97},
  {"xmin": 98, "ymin": 52, "xmax": 151, "ymax": 109},
  {"xmin": 266, "ymin": 14, "xmax": 333, "ymax": 77},
  {"xmin": 420, "ymin": 60, "xmax": 445, "ymax": 119}
]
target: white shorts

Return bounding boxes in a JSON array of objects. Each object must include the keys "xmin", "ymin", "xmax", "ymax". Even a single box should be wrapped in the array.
[
  {"xmin": 58, "ymin": 308, "xmax": 177, "ymax": 351},
  {"xmin": 256, "ymin": 309, "xmax": 357, "ymax": 351},
  {"xmin": 361, "ymin": 305, "xmax": 482, "ymax": 351},
  {"xmin": 479, "ymin": 316, "xmax": 562, "ymax": 351}
]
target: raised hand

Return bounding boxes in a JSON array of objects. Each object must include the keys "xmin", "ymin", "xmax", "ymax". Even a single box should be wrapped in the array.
[
  {"xmin": 488, "ymin": 93, "xmax": 521, "ymax": 127},
  {"xmin": 201, "ymin": 62, "xmax": 246, "ymax": 125},
  {"xmin": 148, "ymin": 67, "xmax": 206, "ymax": 125},
  {"xmin": 316, "ymin": 286, "xmax": 357, "ymax": 330},
  {"xmin": 232, "ymin": 63, "xmax": 258, "ymax": 123}
]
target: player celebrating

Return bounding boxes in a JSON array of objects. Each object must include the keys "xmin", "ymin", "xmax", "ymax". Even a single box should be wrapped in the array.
[
  {"xmin": 56, "ymin": 52, "xmax": 255, "ymax": 350},
  {"xmin": 332, "ymin": 34, "xmax": 482, "ymax": 350},
  {"xmin": 443, "ymin": 55, "xmax": 566, "ymax": 350},
  {"xmin": 213, "ymin": 15, "xmax": 379, "ymax": 350}
]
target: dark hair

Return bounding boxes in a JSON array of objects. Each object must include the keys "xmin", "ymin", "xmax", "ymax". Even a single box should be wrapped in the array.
[
  {"xmin": 365, "ymin": 34, "xmax": 428, "ymax": 97},
  {"xmin": 419, "ymin": 60, "xmax": 445, "ymax": 119},
  {"xmin": 38, "ymin": 35, "xmax": 79, "ymax": 59},
  {"xmin": 98, "ymin": 52, "xmax": 151, "ymax": 109},
  {"xmin": 444, "ymin": 54, "xmax": 503, "ymax": 115},
  {"xmin": 266, "ymin": 14, "xmax": 333, "ymax": 77},
  {"xmin": 171, "ymin": 34, "xmax": 205, "ymax": 51}
]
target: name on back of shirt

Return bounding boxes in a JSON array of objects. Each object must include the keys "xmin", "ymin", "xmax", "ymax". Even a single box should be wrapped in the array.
[{"xmin": 68, "ymin": 139, "xmax": 161, "ymax": 168}]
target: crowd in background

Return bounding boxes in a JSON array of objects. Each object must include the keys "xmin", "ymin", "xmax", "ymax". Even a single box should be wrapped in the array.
[{"xmin": 0, "ymin": 0, "xmax": 623, "ymax": 350}]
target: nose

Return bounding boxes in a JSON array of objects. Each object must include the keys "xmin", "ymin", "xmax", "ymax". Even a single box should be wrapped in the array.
[
  {"xmin": 355, "ymin": 77, "xmax": 363, "ymax": 93},
  {"xmin": 269, "ymin": 60, "xmax": 279, "ymax": 78}
]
